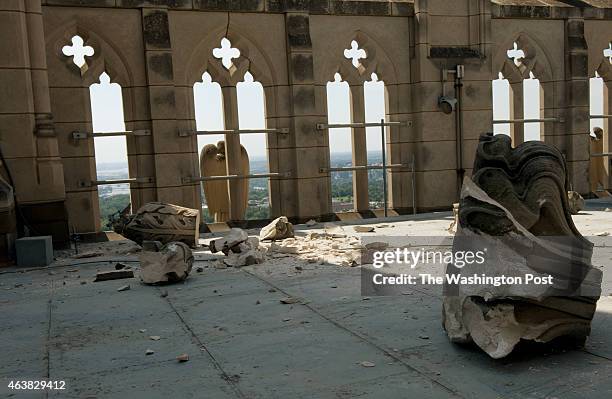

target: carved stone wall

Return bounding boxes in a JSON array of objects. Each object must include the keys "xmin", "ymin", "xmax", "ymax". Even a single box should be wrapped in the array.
[{"xmin": 1, "ymin": 0, "xmax": 611, "ymax": 235}]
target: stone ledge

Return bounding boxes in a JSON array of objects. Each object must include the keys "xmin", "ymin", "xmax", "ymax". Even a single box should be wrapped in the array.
[{"xmin": 41, "ymin": 0, "xmax": 415, "ymax": 16}]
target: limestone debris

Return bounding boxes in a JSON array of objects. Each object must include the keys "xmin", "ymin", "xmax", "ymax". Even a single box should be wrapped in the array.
[
  {"xmin": 209, "ymin": 228, "xmax": 248, "ymax": 255},
  {"xmin": 259, "ymin": 216, "xmax": 295, "ymax": 241},
  {"xmin": 139, "ymin": 241, "xmax": 194, "ymax": 285},
  {"xmin": 443, "ymin": 133, "xmax": 602, "ymax": 359}
]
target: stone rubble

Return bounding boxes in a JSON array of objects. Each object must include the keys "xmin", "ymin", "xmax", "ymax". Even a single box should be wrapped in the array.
[
  {"xmin": 259, "ymin": 216, "xmax": 295, "ymax": 241},
  {"xmin": 139, "ymin": 241, "xmax": 194, "ymax": 284}
]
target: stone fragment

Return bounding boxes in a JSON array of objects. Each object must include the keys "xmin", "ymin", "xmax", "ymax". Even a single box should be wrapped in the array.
[
  {"xmin": 323, "ymin": 223, "xmax": 347, "ymax": 238},
  {"xmin": 94, "ymin": 269, "xmax": 134, "ymax": 282},
  {"xmin": 360, "ymin": 361, "xmax": 375, "ymax": 367},
  {"xmin": 305, "ymin": 219, "xmax": 317, "ymax": 227},
  {"xmin": 443, "ymin": 133, "xmax": 602, "ymax": 359},
  {"xmin": 145, "ymin": 349, "xmax": 154, "ymax": 355},
  {"xmin": 222, "ymin": 236, "xmax": 266, "ymax": 267},
  {"xmin": 260, "ymin": 216, "xmax": 295, "ymax": 241},
  {"xmin": 176, "ymin": 353, "xmax": 189, "ymax": 362},
  {"xmin": 209, "ymin": 228, "xmax": 248, "ymax": 255},
  {"xmin": 447, "ymin": 202, "xmax": 460, "ymax": 233},
  {"xmin": 139, "ymin": 242, "xmax": 194, "ymax": 284},
  {"xmin": 353, "ymin": 226, "xmax": 375, "ymax": 233},
  {"xmin": 365, "ymin": 242, "xmax": 388, "ymax": 250},
  {"xmin": 149, "ymin": 336, "xmax": 161, "ymax": 341},
  {"xmin": 270, "ymin": 243, "xmax": 299, "ymax": 254},
  {"xmin": 117, "ymin": 284, "xmax": 130, "ymax": 292},
  {"xmin": 114, "ymin": 202, "xmax": 200, "ymax": 247},
  {"xmin": 72, "ymin": 250, "xmax": 103, "ymax": 259},
  {"xmin": 567, "ymin": 191, "xmax": 585, "ymax": 215},
  {"xmin": 280, "ymin": 297, "xmax": 299, "ymax": 304}
]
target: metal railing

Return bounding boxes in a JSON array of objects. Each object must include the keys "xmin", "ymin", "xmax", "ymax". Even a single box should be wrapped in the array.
[
  {"xmin": 78, "ymin": 176, "xmax": 154, "ymax": 188},
  {"xmin": 179, "ymin": 128, "xmax": 289, "ymax": 137},
  {"xmin": 72, "ymin": 130, "xmax": 151, "ymax": 139},
  {"xmin": 491, "ymin": 118, "xmax": 563, "ymax": 124},
  {"xmin": 317, "ymin": 120, "xmax": 414, "ymax": 217},
  {"xmin": 182, "ymin": 172, "xmax": 289, "ymax": 184}
]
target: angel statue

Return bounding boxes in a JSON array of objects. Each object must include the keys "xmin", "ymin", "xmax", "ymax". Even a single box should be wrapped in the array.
[{"xmin": 199, "ymin": 141, "xmax": 249, "ymax": 222}]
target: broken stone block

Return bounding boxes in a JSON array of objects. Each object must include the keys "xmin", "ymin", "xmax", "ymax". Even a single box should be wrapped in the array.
[
  {"xmin": 139, "ymin": 241, "xmax": 194, "ymax": 284},
  {"xmin": 223, "ymin": 236, "xmax": 266, "ymax": 267},
  {"xmin": 353, "ymin": 226, "xmax": 375, "ymax": 233},
  {"xmin": 114, "ymin": 202, "xmax": 200, "ymax": 247},
  {"xmin": 259, "ymin": 216, "xmax": 294, "ymax": 241},
  {"xmin": 269, "ymin": 242, "xmax": 299, "ymax": 254},
  {"xmin": 209, "ymin": 228, "xmax": 248, "ymax": 255},
  {"xmin": 443, "ymin": 133, "xmax": 602, "ymax": 359},
  {"xmin": 567, "ymin": 191, "xmax": 585, "ymax": 215},
  {"xmin": 94, "ymin": 269, "xmax": 134, "ymax": 282}
]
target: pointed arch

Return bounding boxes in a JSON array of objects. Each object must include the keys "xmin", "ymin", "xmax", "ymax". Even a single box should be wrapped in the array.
[{"xmin": 493, "ymin": 32, "xmax": 554, "ymax": 83}]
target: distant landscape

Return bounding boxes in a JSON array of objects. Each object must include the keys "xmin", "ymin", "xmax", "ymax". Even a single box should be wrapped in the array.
[{"xmin": 96, "ymin": 151, "xmax": 385, "ymax": 229}]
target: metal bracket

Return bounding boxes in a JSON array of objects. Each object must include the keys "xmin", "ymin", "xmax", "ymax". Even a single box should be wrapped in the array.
[{"xmin": 72, "ymin": 130, "xmax": 151, "ymax": 139}]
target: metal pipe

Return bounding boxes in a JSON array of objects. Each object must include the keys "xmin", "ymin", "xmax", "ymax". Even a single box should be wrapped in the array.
[
  {"xmin": 179, "ymin": 128, "xmax": 288, "ymax": 137},
  {"xmin": 322, "ymin": 164, "xmax": 409, "ymax": 173},
  {"xmin": 72, "ymin": 130, "xmax": 151, "ymax": 139},
  {"xmin": 184, "ymin": 172, "xmax": 284, "ymax": 183},
  {"xmin": 454, "ymin": 65, "xmax": 464, "ymax": 198},
  {"xmin": 317, "ymin": 122, "xmax": 405, "ymax": 130},
  {"xmin": 90, "ymin": 177, "xmax": 153, "ymax": 185},
  {"xmin": 492, "ymin": 118, "xmax": 562, "ymax": 124},
  {"xmin": 411, "ymin": 154, "xmax": 416, "ymax": 215}
]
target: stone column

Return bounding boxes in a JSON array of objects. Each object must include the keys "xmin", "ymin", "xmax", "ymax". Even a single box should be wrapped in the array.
[
  {"xmin": 509, "ymin": 80, "xmax": 524, "ymax": 145},
  {"xmin": 349, "ymin": 83, "xmax": 369, "ymax": 212},
  {"xmin": 0, "ymin": 0, "xmax": 68, "ymax": 245},
  {"xmin": 565, "ymin": 17, "xmax": 590, "ymax": 194},
  {"xmin": 219, "ymin": 84, "xmax": 245, "ymax": 220},
  {"xmin": 141, "ymin": 7, "xmax": 199, "ymax": 210},
  {"xmin": 285, "ymin": 13, "xmax": 329, "ymax": 220}
]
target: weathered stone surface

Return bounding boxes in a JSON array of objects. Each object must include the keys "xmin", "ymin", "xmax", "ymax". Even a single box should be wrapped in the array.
[
  {"xmin": 139, "ymin": 241, "xmax": 193, "ymax": 284},
  {"xmin": 443, "ymin": 133, "xmax": 602, "ymax": 359},
  {"xmin": 567, "ymin": 191, "xmax": 585, "ymax": 214},
  {"xmin": 223, "ymin": 236, "xmax": 266, "ymax": 267},
  {"xmin": 209, "ymin": 228, "xmax": 248, "ymax": 255},
  {"xmin": 114, "ymin": 203, "xmax": 200, "ymax": 248},
  {"xmin": 259, "ymin": 216, "xmax": 295, "ymax": 241}
]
